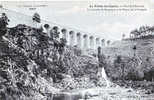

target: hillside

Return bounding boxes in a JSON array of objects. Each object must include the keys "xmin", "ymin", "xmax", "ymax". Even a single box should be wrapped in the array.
[
  {"xmin": 0, "ymin": 24, "xmax": 103, "ymax": 99},
  {"xmin": 101, "ymin": 37, "xmax": 154, "ymax": 95},
  {"xmin": 0, "ymin": 19, "xmax": 149, "ymax": 99},
  {"xmin": 103, "ymin": 37, "xmax": 154, "ymax": 77}
]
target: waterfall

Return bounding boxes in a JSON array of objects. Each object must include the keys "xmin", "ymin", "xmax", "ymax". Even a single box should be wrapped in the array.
[
  {"xmin": 101, "ymin": 67, "xmax": 110, "ymax": 87},
  {"xmin": 97, "ymin": 46, "xmax": 110, "ymax": 88}
]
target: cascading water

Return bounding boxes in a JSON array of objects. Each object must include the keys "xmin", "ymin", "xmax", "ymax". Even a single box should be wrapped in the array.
[
  {"xmin": 101, "ymin": 67, "xmax": 110, "ymax": 88},
  {"xmin": 97, "ymin": 46, "xmax": 111, "ymax": 88}
]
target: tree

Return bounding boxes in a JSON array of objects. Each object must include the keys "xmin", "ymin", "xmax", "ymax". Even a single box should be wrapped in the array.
[
  {"xmin": 139, "ymin": 26, "xmax": 143, "ymax": 36},
  {"xmin": 32, "ymin": 13, "xmax": 41, "ymax": 23},
  {"xmin": 0, "ymin": 13, "xmax": 9, "ymax": 37},
  {"xmin": 149, "ymin": 26, "xmax": 154, "ymax": 34},
  {"xmin": 138, "ymin": 26, "xmax": 149, "ymax": 36},
  {"xmin": 130, "ymin": 29, "xmax": 140, "ymax": 38},
  {"xmin": 150, "ymin": 26, "xmax": 154, "ymax": 32},
  {"xmin": 130, "ymin": 25, "xmax": 154, "ymax": 39},
  {"xmin": 61, "ymin": 28, "xmax": 67, "ymax": 39},
  {"xmin": 107, "ymin": 40, "xmax": 111, "ymax": 46}
]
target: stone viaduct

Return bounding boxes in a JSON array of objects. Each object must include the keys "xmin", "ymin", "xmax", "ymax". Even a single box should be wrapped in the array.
[{"xmin": 0, "ymin": 7, "xmax": 106, "ymax": 51}]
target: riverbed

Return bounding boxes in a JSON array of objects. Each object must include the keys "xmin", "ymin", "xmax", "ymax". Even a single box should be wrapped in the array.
[{"xmin": 51, "ymin": 86, "xmax": 144, "ymax": 100}]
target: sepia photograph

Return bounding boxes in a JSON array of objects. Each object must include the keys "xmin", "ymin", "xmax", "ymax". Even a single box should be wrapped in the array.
[{"xmin": 0, "ymin": 0, "xmax": 154, "ymax": 100}]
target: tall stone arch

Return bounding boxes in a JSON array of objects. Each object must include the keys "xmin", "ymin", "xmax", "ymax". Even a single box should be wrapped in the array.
[
  {"xmin": 52, "ymin": 26, "xmax": 60, "ymax": 39},
  {"xmin": 83, "ymin": 34, "xmax": 88, "ymax": 49},
  {"xmin": 69, "ymin": 31, "xmax": 75, "ymax": 46},
  {"xmin": 89, "ymin": 36, "xmax": 94, "ymax": 49},
  {"xmin": 101, "ymin": 39, "xmax": 105, "ymax": 47},
  {"xmin": 61, "ymin": 28, "xmax": 67, "ymax": 39},
  {"xmin": 96, "ymin": 38, "xmax": 100, "ymax": 49},
  {"xmin": 76, "ymin": 32, "xmax": 81, "ymax": 48},
  {"xmin": 43, "ymin": 24, "xmax": 50, "ymax": 36}
]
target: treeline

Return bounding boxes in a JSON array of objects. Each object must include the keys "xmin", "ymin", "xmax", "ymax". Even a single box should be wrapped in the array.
[{"xmin": 130, "ymin": 25, "xmax": 154, "ymax": 39}]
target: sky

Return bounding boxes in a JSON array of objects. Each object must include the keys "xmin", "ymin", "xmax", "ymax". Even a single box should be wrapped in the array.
[{"xmin": 1, "ymin": 0, "xmax": 154, "ymax": 41}]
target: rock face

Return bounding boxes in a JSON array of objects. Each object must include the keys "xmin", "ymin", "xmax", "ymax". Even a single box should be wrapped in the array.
[
  {"xmin": 103, "ymin": 38, "xmax": 154, "ymax": 59},
  {"xmin": 102, "ymin": 37, "xmax": 154, "ymax": 80},
  {"xmin": 99, "ymin": 37, "xmax": 154, "ymax": 96},
  {"xmin": 0, "ymin": 24, "xmax": 100, "ymax": 99}
]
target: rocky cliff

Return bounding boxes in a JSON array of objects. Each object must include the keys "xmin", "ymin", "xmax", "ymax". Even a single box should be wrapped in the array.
[
  {"xmin": 0, "ymin": 24, "xmax": 101, "ymax": 100},
  {"xmin": 101, "ymin": 37, "xmax": 154, "ymax": 94}
]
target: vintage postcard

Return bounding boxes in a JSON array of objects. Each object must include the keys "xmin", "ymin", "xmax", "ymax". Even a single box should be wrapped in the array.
[{"xmin": 0, "ymin": 0, "xmax": 154, "ymax": 100}]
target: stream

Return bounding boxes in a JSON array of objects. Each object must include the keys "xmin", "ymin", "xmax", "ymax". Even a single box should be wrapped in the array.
[{"xmin": 51, "ymin": 67, "xmax": 142, "ymax": 100}]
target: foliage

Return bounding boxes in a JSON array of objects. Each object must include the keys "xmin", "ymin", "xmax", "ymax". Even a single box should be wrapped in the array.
[
  {"xmin": 32, "ymin": 13, "xmax": 41, "ymax": 23},
  {"xmin": 0, "ymin": 22, "xmax": 101, "ymax": 99},
  {"xmin": 130, "ymin": 25, "xmax": 154, "ymax": 39},
  {"xmin": 0, "ymin": 13, "xmax": 9, "ymax": 37}
]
